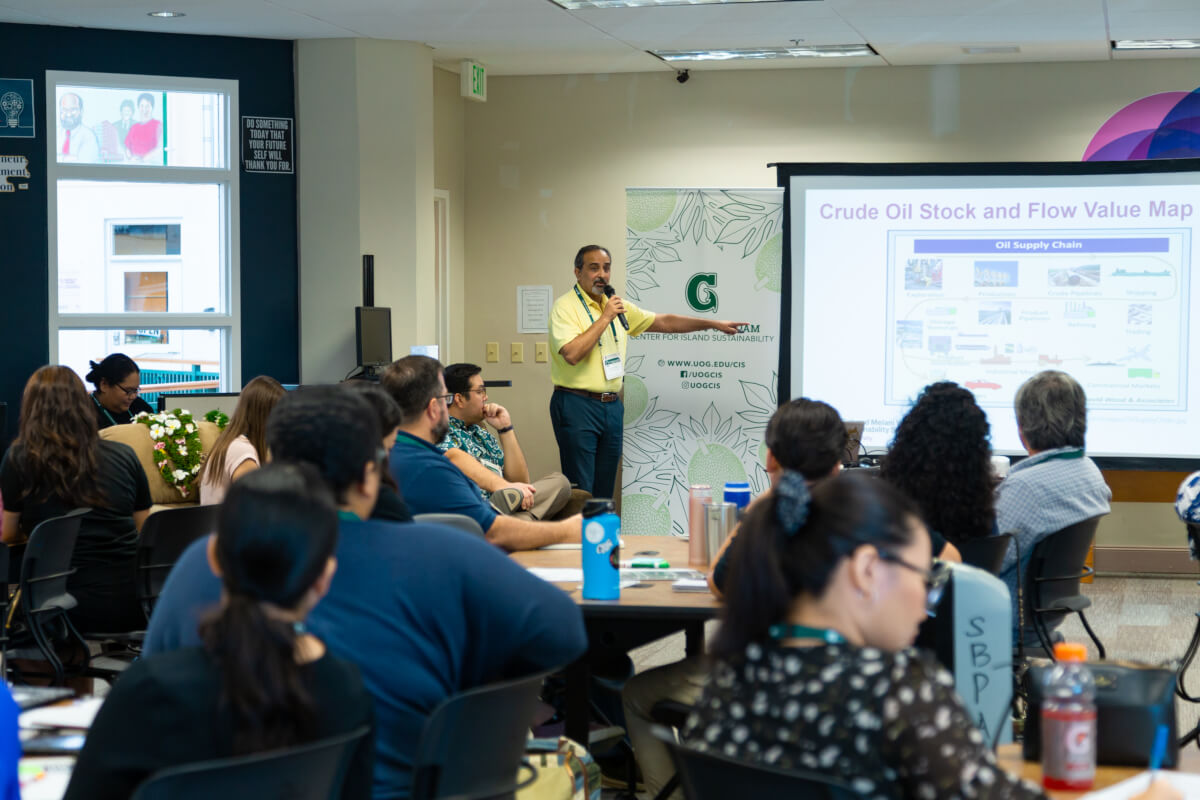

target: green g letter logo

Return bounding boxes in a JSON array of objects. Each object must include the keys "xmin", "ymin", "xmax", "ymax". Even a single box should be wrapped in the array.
[{"xmin": 686, "ymin": 273, "xmax": 718, "ymax": 313}]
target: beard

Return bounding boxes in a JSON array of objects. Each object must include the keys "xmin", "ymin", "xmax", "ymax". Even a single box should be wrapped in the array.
[{"xmin": 432, "ymin": 415, "xmax": 450, "ymax": 445}]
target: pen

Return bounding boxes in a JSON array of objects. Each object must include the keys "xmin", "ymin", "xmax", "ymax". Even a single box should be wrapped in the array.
[{"xmin": 1149, "ymin": 723, "xmax": 1169, "ymax": 780}]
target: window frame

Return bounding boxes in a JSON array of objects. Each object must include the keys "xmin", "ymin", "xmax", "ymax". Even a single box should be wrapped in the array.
[{"xmin": 46, "ymin": 70, "xmax": 241, "ymax": 392}]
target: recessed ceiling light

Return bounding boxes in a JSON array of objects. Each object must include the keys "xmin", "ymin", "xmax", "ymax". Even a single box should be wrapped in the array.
[
  {"xmin": 147, "ymin": 10, "xmax": 185, "ymax": 18},
  {"xmin": 1112, "ymin": 39, "xmax": 1200, "ymax": 51},
  {"xmin": 652, "ymin": 44, "xmax": 876, "ymax": 61},
  {"xmin": 552, "ymin": 0, "xmax": 817, "ymax": 8},
  {"xmin": 961, "ymin": 45, "xmax": 1019, "ymax": 55}
]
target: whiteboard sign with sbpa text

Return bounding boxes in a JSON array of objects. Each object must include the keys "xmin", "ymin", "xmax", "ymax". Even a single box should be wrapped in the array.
[{"xmin": 241, "ymin": 116, "xmax": 294, "ymax": 174}]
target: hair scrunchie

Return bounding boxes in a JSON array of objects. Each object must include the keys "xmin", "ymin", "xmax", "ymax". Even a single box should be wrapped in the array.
[{"xmin": 775, "ymin": 470, "xmax": 811, "ymax": 537}]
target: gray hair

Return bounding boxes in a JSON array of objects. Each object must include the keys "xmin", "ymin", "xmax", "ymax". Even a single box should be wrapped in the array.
[{"xmin": 1013, "ymin": 370, "xmax": 1087, "ymax": 451}]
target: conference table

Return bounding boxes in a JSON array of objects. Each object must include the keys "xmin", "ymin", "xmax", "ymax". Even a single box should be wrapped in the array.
[
  {"xmin": 512, "ymin": 534, "xmax": 719, "ymax": 745},
  {"xmin": 995, "ymin": 743, "xmax": 1200, "ymax": 798}
]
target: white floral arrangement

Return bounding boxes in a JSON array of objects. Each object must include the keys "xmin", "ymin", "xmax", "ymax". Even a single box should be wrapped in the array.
[{"xmin": 135, "ymin": 409, "xmax": 204, "ymax": 497}]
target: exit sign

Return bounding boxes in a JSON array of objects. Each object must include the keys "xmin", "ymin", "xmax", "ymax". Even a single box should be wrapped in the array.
[{"xmin": 460, "ymin": 60, "xmax": 487, "ymax": 102}]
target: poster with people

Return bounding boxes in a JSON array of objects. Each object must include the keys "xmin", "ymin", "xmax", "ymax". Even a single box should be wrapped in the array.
[
  {"xmin": 621, "ymin": 188, "xmax": 783, "ymax": 536},
  {"xmin": 56, "ymin": 86, "xmax": 165, "ymax": 165}
]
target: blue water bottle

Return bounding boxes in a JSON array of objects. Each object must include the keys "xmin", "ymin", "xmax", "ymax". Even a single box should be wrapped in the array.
[
  {"xmin": 724, "ymin": 482, "xmax": 752, "ymax": 516},
  {"xmin": 581, "ymin": 498, "xmax": 620, "ymax": 600}
]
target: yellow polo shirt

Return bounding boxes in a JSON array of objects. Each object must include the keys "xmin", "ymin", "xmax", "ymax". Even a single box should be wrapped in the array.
[{"xmin": 549, "ymin": 285, "xmax": 655, "ymax": 393}]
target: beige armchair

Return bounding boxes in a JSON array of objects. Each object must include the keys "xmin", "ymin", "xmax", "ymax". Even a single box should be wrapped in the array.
[{"xmin": 99, "ymin": 421, "xmax": 222, "ymax": 511}]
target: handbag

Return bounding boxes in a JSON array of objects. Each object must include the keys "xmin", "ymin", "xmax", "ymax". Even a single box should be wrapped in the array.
[{"xmin": 1021, "ymin": 660, "xmax": 1178, "ymax": 767}]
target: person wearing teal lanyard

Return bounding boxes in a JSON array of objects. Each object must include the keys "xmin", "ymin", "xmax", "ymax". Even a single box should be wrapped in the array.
[
  {"xmin": 994, "ymin": 370, "xmax": 1111, "ymax": 647},
  {"xmin": 681, "ymin": 471, "xmax": 1177, "ymax": 800},
  {"xmin": 548, "ymin": 244, "xmax": 747, "ymax": 497},
  {"xmin": 86, "ymin": 352, "xmax": 154, "ymax": 429}
]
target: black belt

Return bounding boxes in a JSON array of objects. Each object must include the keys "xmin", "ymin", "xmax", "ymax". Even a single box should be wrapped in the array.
[{"xmin": 554, "ymin": 386, "xmax": 619, "ymax": 403}]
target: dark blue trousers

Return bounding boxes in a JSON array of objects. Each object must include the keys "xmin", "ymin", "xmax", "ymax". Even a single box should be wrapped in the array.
[{"xmin": 549, "ymin": 390, "xmax": 623, "ymax": 499}]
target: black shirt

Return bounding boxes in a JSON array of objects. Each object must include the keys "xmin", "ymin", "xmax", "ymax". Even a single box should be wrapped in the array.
[
  {"xmin": 64, "ymin": 646, "xmax": 375, "ymax": 800},
  {"xmin": 370, "ymin": 482, "xmax": 413, "ymax": 523},
  {"xmin": 0, "ymin": 439, "xmax": 150, "ymax": 566},
  {"xmin": 92, "ymin": 393, "xmax": 155, "ymax": 430}
]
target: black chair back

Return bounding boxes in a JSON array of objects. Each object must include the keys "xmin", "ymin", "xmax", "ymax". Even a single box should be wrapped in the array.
[
  {"xmin": 1024, "ymin": 516, "xmax": 1101, "ymax": 631},
  {"xmin": 130, "ymin": 725, "xmax": 370, "ymax": 800},
  {"xmin": 20, "ymin": 508, "xmax": 89, "ymax": 615},
  {"xmin": 410, "ymin": 668, "xmax": 551, "ymax": 800},
  {"xmin": 136, "ymin": 504, "xmax": 220, "ymax": 620},
  {"xmin": 957, "ymin": 533, "xmax": 1012, "ymax": 575},
  {"xmin": 651, "ymin": 727, "xmax": 862, "ymax": 800},
  {"xmin": 412, "ymin": 513, "xmax": 486, "ymax": 539}
]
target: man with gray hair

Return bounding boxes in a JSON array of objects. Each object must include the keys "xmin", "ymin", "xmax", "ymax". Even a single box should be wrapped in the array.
[{"xmin": 996, "ymin": 370, "xmax": 1111, "ymax": 645}]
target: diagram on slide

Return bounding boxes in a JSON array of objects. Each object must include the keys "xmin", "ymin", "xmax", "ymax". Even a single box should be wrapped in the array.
[{"xmin": 884, "ymin": 228, "xmax": 1191, "ymax": 411}]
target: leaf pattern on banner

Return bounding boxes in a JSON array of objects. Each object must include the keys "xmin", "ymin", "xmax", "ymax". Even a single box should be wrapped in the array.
[
  {"xmin": 736, "ymin": 372, "xmax": 779, "ymax": 425},
  {"xmin": 668, "ymin": 190, "xmax": 731, "ymax": 246},
  {"xmin": 713, "ymin": 192, "xmax": 784, "ymax": 258},
  {"xmin": 625, "ymin": 228, "xmax": 681, "ymax": 302},
  {"xmin": 623, "ymin": 396, "xmax": 680, "ymax": 468}
]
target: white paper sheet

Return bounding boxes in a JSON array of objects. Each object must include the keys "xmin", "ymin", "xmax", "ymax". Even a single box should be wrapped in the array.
[
  {"xmin": 20, "ymin": 697, "xmax": 104, "ymax": 730},
  {"xmin": 1081, "ymin": 771, "xmax": 1200, "ymax": 799}
]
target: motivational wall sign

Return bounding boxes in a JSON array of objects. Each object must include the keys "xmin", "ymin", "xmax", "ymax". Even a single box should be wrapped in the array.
[{"xmin": 241, "ymin": 116, "xmax": 293, "ymax": 174}]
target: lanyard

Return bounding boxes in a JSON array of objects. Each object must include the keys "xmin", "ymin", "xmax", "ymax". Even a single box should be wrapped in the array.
[
  {"xmin": 1039, "ymin": 449, "xmax": 1085, "ymax": 463},
  {"xmin": 767, "ymin": 624, "xmax": 846, "ymax": 644},
  {"xmin": 337, "ymin": 510, "xmax": 362, "ymax": 522},
  {"xmin": 92, "ymin": 393, "xmax": 120, "ymax": 427},
  {"xmin": 574, "ymin": 285, "xmax": 618, "ymax": 346}
]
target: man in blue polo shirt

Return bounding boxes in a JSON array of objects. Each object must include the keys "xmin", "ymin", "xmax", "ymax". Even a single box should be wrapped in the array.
[
  {"xmin": 382, "ymin": 355, "xmax": 581, "ymax": 551},
  {"xmin": 144, "ymin": 386, "xmax": 587, "ymax": 799}
]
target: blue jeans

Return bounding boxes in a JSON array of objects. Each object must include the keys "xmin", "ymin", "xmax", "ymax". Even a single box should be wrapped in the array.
[{"xmin": 549, "ymin": 390, "xmax": 623, "ymax": 499}]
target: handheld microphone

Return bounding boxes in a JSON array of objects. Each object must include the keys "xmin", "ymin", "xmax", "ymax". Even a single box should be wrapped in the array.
[{"xmin": 603, "ymin": 285, "xmax": 630, "ymax": 331}]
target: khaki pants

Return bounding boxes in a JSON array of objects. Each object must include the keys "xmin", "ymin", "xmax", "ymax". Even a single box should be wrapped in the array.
[
  {"xmin": 621, "ymin": 656, "xmax": 709, "ymax": 800},
  {"xmin": 495, "ymin": 472, "xmax": 573, "ymax": 521}
]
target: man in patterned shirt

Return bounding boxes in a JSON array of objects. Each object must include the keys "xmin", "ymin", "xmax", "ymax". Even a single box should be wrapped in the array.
[
  {"xmin": 438, "ymin": 363, "xmax": 573, "ymax": 520},
  {"xmin": 995, "ymin": 370, "xmax": 1111, "ymax": 645}
]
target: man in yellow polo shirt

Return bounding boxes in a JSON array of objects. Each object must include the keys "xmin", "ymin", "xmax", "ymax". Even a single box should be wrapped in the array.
[{"xmin": 549, "ymin": 244, "xmax": 746, "ymax": 498}]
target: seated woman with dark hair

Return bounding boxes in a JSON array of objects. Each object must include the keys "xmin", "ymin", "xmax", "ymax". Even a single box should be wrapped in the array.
[
  {"xmin": 0, "ymin": 366, "xmax": 149, "ymax": 632},
  {"xmin": 342, "ymin": 381, "xmax": 412, "ymax": 523},
  {"xmin": 64, "ymin": 463, "xmax": 374, "ymax": 800},
  {"xmin": 85, "ymin": 353, "xmax": 154, "ymax": 430},
  {"xmin": 683, "ymin": 472, "xmax": 1175, "ymax": 800},
  {"xmin": 880, "ymin": 381, "xmax": 997, "ymax": 546}
]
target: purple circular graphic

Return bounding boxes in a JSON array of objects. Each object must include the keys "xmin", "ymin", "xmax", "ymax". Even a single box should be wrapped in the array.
[{"xmin": 1083, "ymin": 88, "xmax": 1200, "ymax": 161}]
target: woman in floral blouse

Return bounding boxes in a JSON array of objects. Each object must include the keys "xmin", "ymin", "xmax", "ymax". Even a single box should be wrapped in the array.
[{"xmin": 684, "ymin": 472, "xmax": 1176, "ymax": 800}]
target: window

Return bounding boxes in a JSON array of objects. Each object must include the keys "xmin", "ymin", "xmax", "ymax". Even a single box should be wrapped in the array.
[{"xmin": 47, "ymin": 72, "xmax": 239, "ymax": 400}]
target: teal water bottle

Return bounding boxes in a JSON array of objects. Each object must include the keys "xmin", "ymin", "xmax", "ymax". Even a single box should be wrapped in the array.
[{"xmin": 581, "ymin": 498, "xmax": 620, "ymax": 600}]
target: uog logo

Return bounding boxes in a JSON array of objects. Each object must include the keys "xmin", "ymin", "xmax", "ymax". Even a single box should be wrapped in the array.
[{"xmin": 686, "ymin": 272, "xmax": 718, "ymax": 313}]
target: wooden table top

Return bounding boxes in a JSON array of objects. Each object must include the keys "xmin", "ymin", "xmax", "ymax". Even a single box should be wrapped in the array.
[
  {"xmin": 511, "ymin": 535, "xmax": 720, "ymax": 619},
  {"xmin": 995, "ymin": 743, "xmax": 1200, "ymax": 798}
]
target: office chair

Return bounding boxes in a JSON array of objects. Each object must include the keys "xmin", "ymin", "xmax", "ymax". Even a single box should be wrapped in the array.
[
  {"xmin": 1023, "ymin": 516, "xmax": 1105, "ymax": 660},
  {"xmin": 413, "ymin": 513, "xmax": 486, "ymax": 539},
  {"xmin": 130, "ymin": 725, "xmax": 371, "ymax": 800},
  {"xmin": 411, "ymin": 668, "xmax": 552, "ymax": 799},
  {"xmin": 651, "ymin": 726, "xmax": 862, "ymax": 800}
]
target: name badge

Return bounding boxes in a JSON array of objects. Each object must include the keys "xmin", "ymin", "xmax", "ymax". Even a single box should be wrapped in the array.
[
  {"xmin": 481, "ymin": 459, "xmax": 503, "ymax": 477},
  {"xmin": 602, "ymin": 352, "xmax": 624, "ymax": 381}
]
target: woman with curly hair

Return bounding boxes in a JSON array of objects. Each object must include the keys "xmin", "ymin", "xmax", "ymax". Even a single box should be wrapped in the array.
[
  {"xmin": 880, "ymin": 381, "xmax": 997, "ymax": 546},
  {"xmin": 0, "ymin": 365, "xmax": 149, "ymax": 632}
]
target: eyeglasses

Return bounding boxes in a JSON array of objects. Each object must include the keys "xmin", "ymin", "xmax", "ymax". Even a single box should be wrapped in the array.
[
  {"xmin": 436, "ymin": 393, "xmax": 455, "ymax": 406},
  {"xmin": 464, "ymin": 387, "xmax": 488, "ymax": 397},
  {"xmin": 116, "ymin": 383, "xmax": 140, "ymax": 397},
  {"xmin": 877, "ymin": 550, "xmax": 950, "ymax": 617}
]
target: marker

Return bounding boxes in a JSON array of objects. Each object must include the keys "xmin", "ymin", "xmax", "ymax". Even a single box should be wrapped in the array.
[
  {"xmin": 1149, "ymin": 723, "xmax": 1169, "ymax": 778},
  {"xmin": 621, "ymin": 558, "xmax": 670, "ymax": 569}
]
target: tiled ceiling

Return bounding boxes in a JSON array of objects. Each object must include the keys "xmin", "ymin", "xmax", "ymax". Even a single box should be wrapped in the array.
[{"xmin": 1, "ymin": 0, "xmax": 1199, "ymax": 75}]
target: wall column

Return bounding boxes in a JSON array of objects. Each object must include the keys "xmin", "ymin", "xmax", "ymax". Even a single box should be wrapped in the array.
[{"xmin": 297, "ymin": 38, "xmax": 435, "ymax": 382}]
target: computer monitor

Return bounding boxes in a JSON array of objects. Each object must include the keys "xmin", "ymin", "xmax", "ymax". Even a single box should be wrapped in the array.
[{"xmin": 356, "ymin": 306, "xmax": 393, "ymax": 369}]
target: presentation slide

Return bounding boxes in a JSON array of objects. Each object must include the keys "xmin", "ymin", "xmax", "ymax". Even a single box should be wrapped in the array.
[{"xmin": 786, "ymin": 167, "xmax": 1200, "ymax": 460}]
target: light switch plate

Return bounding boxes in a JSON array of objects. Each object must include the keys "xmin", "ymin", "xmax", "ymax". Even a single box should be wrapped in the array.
[
  {"xmin": 510, "ymin": 342, "xmax": 524, "ymax": 363},
  {"xmin": 486, "ymin": 342, "xmax": 500, "ymax": 363},
  {"xmin": 535, "ymin": 342, "xmax": 549, "ymax": 363}
]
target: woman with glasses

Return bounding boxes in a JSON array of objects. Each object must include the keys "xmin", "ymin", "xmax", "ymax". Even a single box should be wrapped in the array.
[
  {"xmin": 198, "ymin": 376, "xmax": 286, "ymax": 505},
  {"xmin": 65, "ymin": 463, "xmax": 374, "ymax": 800},
  {"xmin": 85, "ymin": 353, "xmax": 153, "ymax": 429},
  {"xmin": 0, "ymin": 366, "xmax": 149, "ymax": 632},
  {"xmin": 683, "ymin": 471, "xmax": 1172, "ymax": 800}
]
